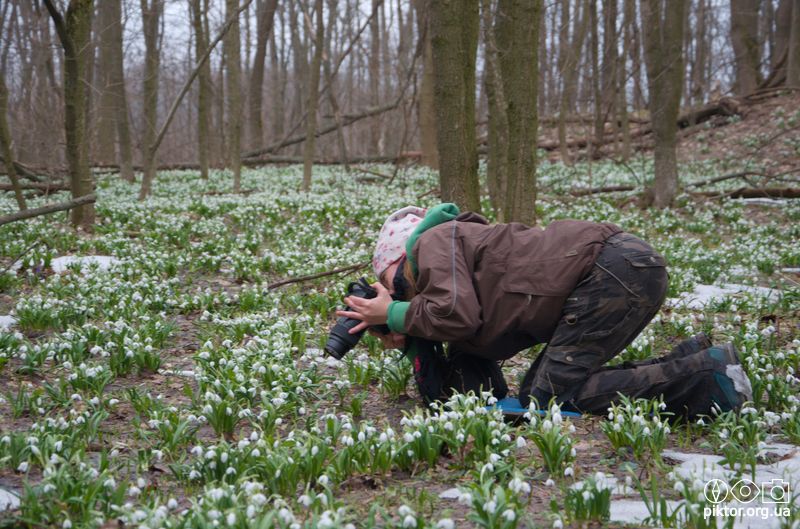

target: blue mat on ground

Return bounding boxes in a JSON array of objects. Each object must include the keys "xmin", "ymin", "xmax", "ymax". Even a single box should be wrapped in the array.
[{"xmin": 488, "ymin": 397, "xmax": 582, "ymax": 417}]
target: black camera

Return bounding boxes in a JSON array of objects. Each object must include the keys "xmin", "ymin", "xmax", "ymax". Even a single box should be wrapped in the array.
[{"xmin": 324, "ymin": 277, "xmax": 393, "ymax": 360}]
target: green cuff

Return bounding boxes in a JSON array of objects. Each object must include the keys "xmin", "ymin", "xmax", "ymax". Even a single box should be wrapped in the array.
[{"xmin": 386, "ymin": 301, "xmax": 410, "ymax": 334}]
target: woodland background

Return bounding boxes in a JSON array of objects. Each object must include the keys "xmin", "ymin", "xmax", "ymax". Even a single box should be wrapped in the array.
[{"xmin": 0, "ymin": 0, "xmax": 799, "ymax": 227}]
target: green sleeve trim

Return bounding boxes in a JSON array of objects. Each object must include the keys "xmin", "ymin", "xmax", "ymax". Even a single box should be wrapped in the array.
[{"xmin": 387, "ymin": 300, "xmax": 410, "ymax": 334}]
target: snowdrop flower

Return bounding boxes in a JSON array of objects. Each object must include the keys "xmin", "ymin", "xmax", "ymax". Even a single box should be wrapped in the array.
[
  {"xmin": 17, "ymin": 461, "xmax": 29, "ymax": 473},
  {"xmin": 502, "ymin": 510, "xmax": 516, "ymax": 522},
  {"xmin": 553, "ymin": 517, "xmax": 564, "ymax": 529},
  {"xmin": 564, "ymin": 466, "xmax": 574, "ymax": 477},
  {"xmin": 484, "ymin": 500, "xmax": 497, "ymax": 514},
  {"xmin": 545, "ymin": 478, "xmax": 555, "ymax": 487},
  {"xmin": 436, "ymin": 519, "xmax": 455, "ymax": 529},
  {"xmin": 516, "ymin": 436, "xmax": 527, "ymax": 448}
]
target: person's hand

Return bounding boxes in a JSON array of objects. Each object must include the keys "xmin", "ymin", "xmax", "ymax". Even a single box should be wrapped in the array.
[
  {"xmin": 335, "ymin": 282, "xmax": 393, "ymax": 334},
  {"xmin": 368, "ymin": 329, "xmax": 406, "ymax": 349}
]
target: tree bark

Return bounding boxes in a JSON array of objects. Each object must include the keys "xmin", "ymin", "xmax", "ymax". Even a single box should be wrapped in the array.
[
  {"xmin": 43, "ymin": 0, "xmax": 95, "ymax": 229},
  {"xmin": 481, "ymin": 0, "xmax": 508, "ymax": 219},
  {"xmin": 641, "ymin": 0, "xmax": 686, "ymax": 209},
  {"xmin": 138, "ymin": 0, "xmax": 162, "ymax": 200},
  {"xmin": 224, "ymin": 0, "xmax": 243, "ymax": 192},
  {"xmin": 496, "ymin": 0, "xmax": 541, "ymax": 224},
  {"xmin": 787, "ymin": 0, "xmax": 800, "ymax": 86},
  {"xmin": 190, "ymin": 0, "xmax": 212, "ymax": 180},
  {"xmin": 730, "ymin": 0, "xmax": 761, "ymax": 95},
  {"xmin": 414, "ymin": 0, "xmax": 438, "ymax": 169},
  {"xmin": 429, "ymin": 0, "xmax": 481, "ymax": 212},
  {"xmin": 301, "ymin": 0, "xmax": 325, "ymax": 192},
  {"xmin": 247, "ymin": 0, "xmax": 278, "ymax": 150},
  {"xmin": 0, "ymin": 73, "xmax": 25, "ymax": 209}
]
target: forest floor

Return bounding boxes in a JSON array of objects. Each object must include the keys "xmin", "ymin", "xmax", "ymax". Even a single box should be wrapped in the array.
[{"xmin": 0, "ymin": 94, "xmax": 799, "ymax": 529}]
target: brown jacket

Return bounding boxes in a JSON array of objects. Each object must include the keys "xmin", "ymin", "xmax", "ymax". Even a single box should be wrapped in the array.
[{"xmin": 387, "ymin": 212, "xmax": 622, "ymax": 360}]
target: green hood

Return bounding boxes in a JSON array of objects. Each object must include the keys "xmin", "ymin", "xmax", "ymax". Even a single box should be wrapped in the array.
[{"xmin": 405, "ymin": 203, "xmax": 460, "ymax": 275}]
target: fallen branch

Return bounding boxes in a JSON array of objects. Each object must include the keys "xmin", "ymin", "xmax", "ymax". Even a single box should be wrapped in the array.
[
  {"xmin": 686, "ymin": 171, "xmax": 763, "ymax": 189},
  {"xmin": 0, "ymin": 193, "xmax": 96, "ymax": 227},
  {"xmin": 243, "ymin": 99, "xmax": 406, "ymax": 159},
  {"xmin": 692, "ymin": 187, "xmax": 800, "ymax": 199},
  {"xmin": 569, "ymin": 185, "xmax": 637, "ymax": 196},
  {"xmin": 266, "ymin": 261, "xmax": 370, "ymax": 290},
  {"xmin": 0, "ymin": 182, "xmax": 71, "ymax": 192},
  {"xmin": 0, "ymin": 156, "xmax": 47, "ymax": 182}
]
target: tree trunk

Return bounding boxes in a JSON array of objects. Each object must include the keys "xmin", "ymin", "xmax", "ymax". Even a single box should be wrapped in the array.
[
  {"xmin": 429, "ymin": 0, "xmax": 481, "ymax": 212},
  {"xmin": 224, "ymin": 0, "xmax": 243, "ymax": 192},
  {"xmin": 95, "ymin": 0, "xmax": 116, "ymax": 165},
  {"xmin": 496, "ymin": 0, "xmax": 541, "ymax": 224},
  {"xmin": 323, "ymin": 0, "xmax": 349, "ymax": 168},
  {"xmin": 481, "ymin": 0, "xmax": 508, "ymax": 219},
  {"xmin": 691, "ymin": 0, "xmax": 708, "ymax": 104},
  {"xmin": 109, "ymin": 0, "xmax": 134, "ymax": 184},
  {"xmin": 138, "ymin": 0, "xmax": 162, "ymax": 200},
  {"xmin": 369, "ymin": 0, "xmax": 381, "ymax": 154},
  {"xmin": 641, "ymin": 0, "xmax": 686, "ymax": 209},
  {"xmin": 774, "ymin": 0, "xmax": 792, "ymax": 83},
  {"xmin": 730, "ymin": 0, "xmax": 761, "ymax": 95},
  {"xmin": 414, "ymin": 0, "xmax": 438, "ymax": 169},
  {"xmin": 43, "ymin": 0, "xmax": 95, "ymax": 228},
  {"xmin": 247, "ymin": 0, "xmax": 278, "ymax": 150},
  {"xmin": 788, "ymin": 0, "xmax": 800, "ymax": 86},
  {"xmin": 190, "ymin": 0, "xmax": 211, "ymax": 179},
  {"xmin": 301, "ymin": 0, "xmax": 325, "ymax": 192},
  {"xmin": 0, "ymin": 73, "xmax": 25, "ymax": 210}
]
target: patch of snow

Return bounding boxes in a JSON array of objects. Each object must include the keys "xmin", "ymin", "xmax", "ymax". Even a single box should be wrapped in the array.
[
  {"xmin": 0, "ymin": 488, "xmax": 20, "ymax": 512},
  {"xmin": 0, "ymin": 315, "xmax": 17, "ymax": 332},
  {"xmin": 666, "ymin": 283, "xmax": 782, "ymax": 310},
  {"xmin": 438, "ymin": 488, "xmax": 461, "ymax": 499},
  {"xmin": 610, "ymin": 498, "xmax": 681, "ymax": 525},
  {"xmin": 570, "ymin": 475, "xmax": 634, "ymax": 496},
  {"xmin": 737, "ymin": 198, "xmax": 789, "ymax": 207},
  {"xmin": 51, "ymin": 255, "xmax": 120, "ymax": 275},
  {"xmin": 781, "ymin": 268, "xmax": 800, "ymax": 274},
  {"xmin": 664, "ymin": 446, "xmax": 800, "ymax": 487}
]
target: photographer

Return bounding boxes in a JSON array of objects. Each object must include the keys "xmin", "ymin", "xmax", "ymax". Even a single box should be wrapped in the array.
[{"xmin": 336, "ymin": 203, "xmax": 752, "ymax": 418}]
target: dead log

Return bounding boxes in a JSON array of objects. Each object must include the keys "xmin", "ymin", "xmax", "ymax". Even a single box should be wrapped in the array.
[
  {"xmin": 0, "ymin": 156, "xmax": 46, "ymax": 182},
  {"xmin": 0, "ymin": 193, "xmax": 96, "ymax": 227},
  {"xmin": 693, "ymin": 187, "xmax": 800, "ymax": 199},
  {"xmin": 569, "ymin": 185, "xmax": 637, "ymax": 196},
  {"xmin": 0, "ymin": 182, "xmax": 71, "ymax": 192}
]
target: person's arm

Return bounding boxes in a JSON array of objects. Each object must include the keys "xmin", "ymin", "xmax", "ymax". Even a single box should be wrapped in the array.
[{"xmin": 387, "ymin": 223, "xmax": 482, "ymax": 342}]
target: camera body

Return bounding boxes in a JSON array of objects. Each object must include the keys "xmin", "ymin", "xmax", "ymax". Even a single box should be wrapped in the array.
[{"xmin": 324, "ymin": 278, "xmax": 393, "ymax": 360}]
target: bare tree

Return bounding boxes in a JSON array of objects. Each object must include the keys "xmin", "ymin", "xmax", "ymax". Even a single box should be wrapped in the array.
[
  {"xmin": 190, "ymin": 0, "xmax": 212, "ymax": 179},
  {"xmin": 495, "ymin": 0, "xmax": 541, "ymax": 224},
  {"xmin": 301, "ymin": 0, "xmax": 324, "ymax": 192},
  {"xmin": 430, "ymin": 0, "xmax": 481, "ymax": 212},
  {"xmin": 224, "ymin": 0, "xmax": 243, "ymax": 191},
  {"xmin": 43, "ymin": 0, "xmax": 95, "ymax": 229},
  {"xmin": 730, "ymin": 0, "xmax": 761, "ymax": 95},
  {"xmin": 247, "ymin": 0, "xmax": 279, "ymax": 150},
  {"xmin": 788, "ymin": 0, "xmax": 800, "ymax": 86},
  {"xmin": 641, "ymin": 0, "xmax": 687, "ymax": 208},
  {"xmin": 138, "ymin": 0, "xmax": 163, "ymax": 200},
  {"xmin": 414, "ymin": 0, "xmax": 438, "ymax": 169},
  {"xmin": 0, "ymin": 72, "xmax": 25, "ymax": 210},
  {"xmin": 95, "ymin": 0, "xmax": 133, "ymax": 182}
]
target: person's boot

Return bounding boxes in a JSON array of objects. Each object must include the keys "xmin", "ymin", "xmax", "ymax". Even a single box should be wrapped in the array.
[
  {"xmin": 707, "ymin": 342, "xmax": 753, "ymax": 413},
  {"xmin": 666, "ymin": 332, "xmax": 713, "ymax": 360}
]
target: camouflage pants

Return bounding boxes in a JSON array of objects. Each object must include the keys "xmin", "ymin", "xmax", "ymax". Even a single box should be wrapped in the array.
[{"xmin": 518, "ymin": 232, "xmax": 724, "ymax": 418}]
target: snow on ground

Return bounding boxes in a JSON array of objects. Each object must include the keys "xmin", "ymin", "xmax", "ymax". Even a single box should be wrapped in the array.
[
  {"xmin": 50, "ymin": 255, "xmax": 120, "ymax": 274},
  {"xmin": 666, "ymin": 283, "xmax": 782, "ymax": 310},
  {"xmin": 0, "ymin": 488, "xmax": 20, "ymax": 512},
  {"xmin": 0, "ymin": 315, "xmax": 16, "ymax": 331}
]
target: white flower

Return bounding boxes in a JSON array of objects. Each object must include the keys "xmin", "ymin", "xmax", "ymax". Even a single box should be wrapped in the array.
[
  {"xmin": 516, "ymin": 436, "xmax": 527, "ymax": 448},
  {"xmin": 545, "ymin": 478, "xmax": 555, "ymax": 487},
  {"xmin": 436, "ymin": 519, "xmax": 455, "ymax": 529},
  {"xmin": 553, "ymin": 517, "xmax": 563, "ymax": 529},
  {"xmin": 17, "ymin": 461, "xmax": 29, "ymax": 473},
  {"xmin": 564, "ymin": 466, "xmax": 574, "ymax": 477},
  {"xmin": 402, "ymin": 515, "xmax": 416, "ymax": 528},
  {"xmin": 484, "ymin": 500, "xmax": 497, "ymax": 514},
  {"xmin": 502, "ymin": 509, "xmax": 516, "ymax": 521}
]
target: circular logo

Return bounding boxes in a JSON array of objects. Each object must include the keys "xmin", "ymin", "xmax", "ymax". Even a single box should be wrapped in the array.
[
  {"xmin": 730, "ymin": 479, "xmax": 758, "ymax": 503},
  {"xmin": 703, "ymin": 479, "xmax": 729, "ymax": 504}
]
